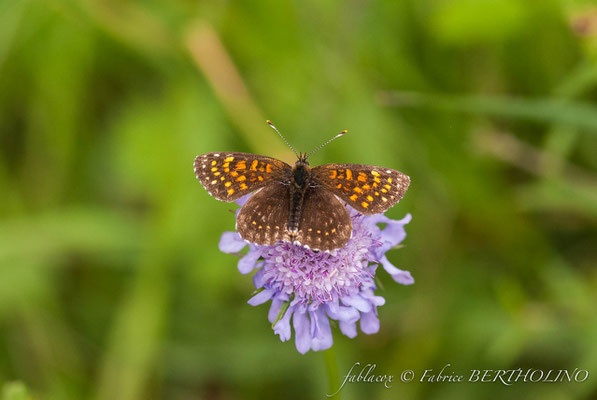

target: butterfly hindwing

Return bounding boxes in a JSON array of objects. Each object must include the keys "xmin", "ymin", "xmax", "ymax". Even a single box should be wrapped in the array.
[
  {"xmin": 311, "ymin": 163, "xmax": 410, "ymax": 215},
  {"xmin": 236, "ymin": 183, "xmax": 290, "ymax": 246},
  {"xmin": 194, "ymin": 152, "xmax": 290, "ymax": 201},
  {"xmin": 294, "ymin": 186, "xmax": 352, "ymax": 251}
]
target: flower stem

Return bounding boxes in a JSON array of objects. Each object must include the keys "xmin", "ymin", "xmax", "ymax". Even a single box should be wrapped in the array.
[{"xmin": 323, "ymin": 347, "xmax": 341, "ymax": 398}]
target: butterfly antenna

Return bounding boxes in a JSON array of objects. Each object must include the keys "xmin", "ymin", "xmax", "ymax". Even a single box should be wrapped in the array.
[
  {"xmin": 305, "ymin": 129, "xmax": 348, "ymax": 160},
  {"xmin": 267, "ymin": 120, "xmax": 299, "ymax": 159}
]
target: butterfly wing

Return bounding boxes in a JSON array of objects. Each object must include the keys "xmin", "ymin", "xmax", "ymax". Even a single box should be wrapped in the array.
[
  {"xmin": 194, "ymin": 152, "xmax": 291, "ymax": 201},
  {"xmin": 236, "ymin": 183, "xmax": 352, "ymax": 251},
  {"xmin": 294, "ymin": 186, "xmax": 352, "ymax": 251},
  {"xmin": 311, "ymin": 163, "xmax": 410, "ymax": 215},
  {"xmin": 236, "ymin": 183, "xmax": 290, "ymax": 246}
]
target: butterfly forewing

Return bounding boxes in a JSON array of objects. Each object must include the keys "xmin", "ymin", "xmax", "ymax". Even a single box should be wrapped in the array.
[
  {"xmin": 194, "ymin": 152, "xmax": 290, "ymax": 201},
  {"xmin": 294, "ymin": 186, "xmax": 352, "ymax": 251},
  {"xmin": 312, "ymin": 163, "xmax": 410, "ymax": 215},
  {"xmin": 236, "ymin": 183, "xmax": 290, "ymax": 246}
]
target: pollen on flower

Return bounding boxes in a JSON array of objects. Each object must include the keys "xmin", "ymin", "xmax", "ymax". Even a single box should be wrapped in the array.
[{"xmin": 218, "ymin": 195, "xmax": 413, "ymax": 354}]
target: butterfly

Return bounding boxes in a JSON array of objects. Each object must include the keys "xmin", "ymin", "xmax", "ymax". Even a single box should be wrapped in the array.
[{"xmin": 194, "ymin": 121, "xmax": 410, "ymax": 252}]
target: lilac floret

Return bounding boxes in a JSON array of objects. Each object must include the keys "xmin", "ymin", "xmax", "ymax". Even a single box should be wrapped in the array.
[{"xmin": 219, "ymin": 202, "xmax": 413, "ymax": 354}]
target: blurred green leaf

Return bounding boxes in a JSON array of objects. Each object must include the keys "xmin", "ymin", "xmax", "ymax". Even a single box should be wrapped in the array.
[
  {"xmin": 0, "ymin": 208, "xmax": 142, "ymax": 264},
  {"xmin": 431, "ymin": 0, "xmax": 527, "ymax": 45},
  {"xmin": 384, "ymin": 91, "xmax": 597, "ymax": 131},
  {"xmin": 1, "ymin": 382, "xmax": 31, "ymax": 400}
]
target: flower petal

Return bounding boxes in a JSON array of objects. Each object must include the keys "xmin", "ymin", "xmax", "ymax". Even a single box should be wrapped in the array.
[
  {"xmin": 341, "ymin": 294, "xmax": 372, "ymax": 313},
  {"xmin": 325, "ymin": 302, "xmax": 360, "ymax": 323},
  {"xmin": 339, "ymin": 320, "xmax": 358, "ymax": 338},
  {"xmin": 238, "ymin": 248, "xmax": 261, "ymax": 274},
  {"xmin": 235, "ymin": 194, "xmax": 252, "ymax": 207},
  {"xmin": 311, "ymin": 309, "xmax": 333, "ymax": 351},
  {"xmin": 325, "ymin": 299, "xmax": 340, "ymax": 315},
  {"xmin": 248, "ymin": 288, "xmax": 275, "ymax": 306},
  {"xmin": 360, "ymin": 311, "xmax": 380, "ymax": 334},
  {"xmin": 253, "ymin": 267, "xmax": 267, "ymax": 289},
  {"xmin": 373, "ymin": 213, "xmax": 412, "ymax": 257},
  {"xmin": 360, "ymin": 289, "xmax": 386, "ymax": 307},
  {"xmin": 380, "ymin": 256, "xmax": 414, "ymax": 285},
  {"xmin": 218, "ymin": 232, "xmax": 247, "ymax": 253},
  {"xmin": 369, "ymin": 295, "xmax": 386, "ymax": 307},
  {"xmin": 364, "ymin": 213, "xmax": 390, "ymax": 228},
  {"xmin": 273, "ymin": 305, "xmax": 294, "ymax": 342},
  {"xmin": 293, "ymin": 309, "xmax": 311, "ymax": 354},
  {"xmin": 268, "ymin": 298, "xmax": 284, "ymax": 323}
]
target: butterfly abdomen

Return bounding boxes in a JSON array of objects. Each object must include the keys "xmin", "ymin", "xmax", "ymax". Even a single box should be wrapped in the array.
[{"xmin": 287, "ymin": 162, "xmax": 311, "ymax": 237}]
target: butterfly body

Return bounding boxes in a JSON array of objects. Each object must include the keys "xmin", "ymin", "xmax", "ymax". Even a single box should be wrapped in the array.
[
  {"xmin": 287, "ymin": 154, "xmax": 312, "ymax": 238},
  {"xmin": 194, "ymin": 151, "xmax": 410, "ymax": 252}
]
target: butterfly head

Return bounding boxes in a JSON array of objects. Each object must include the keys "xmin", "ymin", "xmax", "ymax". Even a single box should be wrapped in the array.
[
  {"xmin": 267, "ymin": 120, "xmax": 347, "ymax": 163},
  {"xmin": 292, "ymin": 153, "xmax": 311, "ymax": 188},
  {"xmin": 297, "ymin": 152, "xmax": 309, "ymax": 165}
]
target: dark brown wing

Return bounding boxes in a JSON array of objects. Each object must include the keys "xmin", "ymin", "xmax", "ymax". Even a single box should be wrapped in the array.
[
  {"xmin": 236, "ymin": 183, "xmax": 290, "ymax": 246},
  {"xmin": 311, "ymin": 163, "xmax": 410, "ymax": 215},
  {"xmin": 194, "ymin": 152, "xmax": 290, "ymax": 201},
  {"xmin": 294, "ymin": 186, "xmax": 352, "ymax": 252},
  {"xmin": 236, "ymin": 183, "xmax": 352, "ymax": 252}
]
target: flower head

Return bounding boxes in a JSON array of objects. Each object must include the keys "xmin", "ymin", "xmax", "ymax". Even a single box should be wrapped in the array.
[{"xmin": 219, "ymin": 196, "xmax": 413, "ymax": 354}]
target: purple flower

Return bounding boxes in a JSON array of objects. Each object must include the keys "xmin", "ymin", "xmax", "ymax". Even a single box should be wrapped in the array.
[{"xmin": 219, "ymin": 195, "xmax": 413, "ymax": 354}]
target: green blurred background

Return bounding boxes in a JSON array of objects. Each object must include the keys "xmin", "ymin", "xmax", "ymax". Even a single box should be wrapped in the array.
[{"xmin": 1, "ymin": 0, "xmax": 596, "ymax": 399}]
